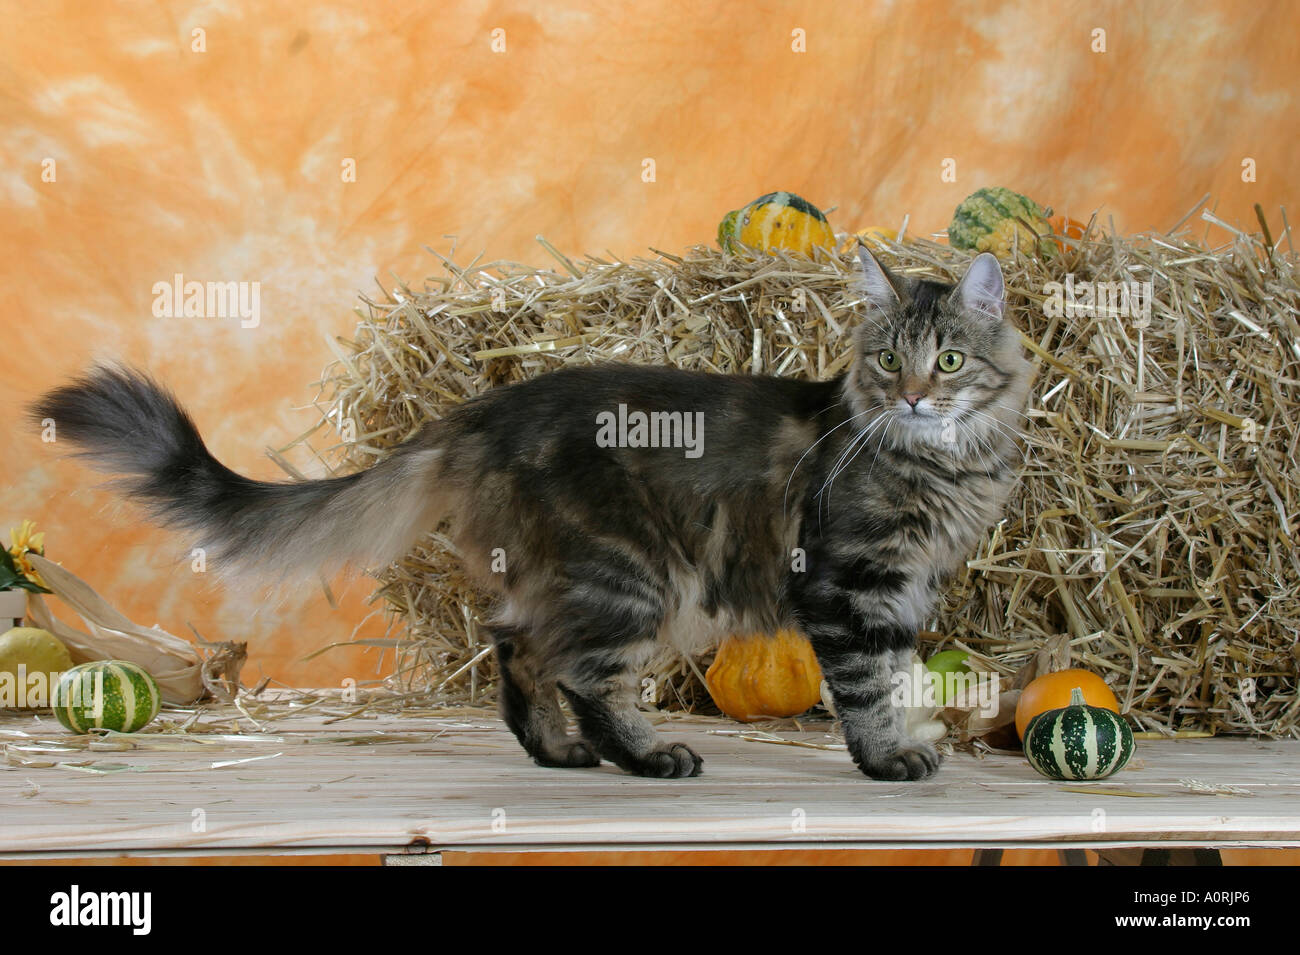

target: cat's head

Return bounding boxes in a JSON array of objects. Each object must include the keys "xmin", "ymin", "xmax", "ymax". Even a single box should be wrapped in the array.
[{"xmin": 846, "ymin": 245, "xmax": 1029, "ymax": 452}]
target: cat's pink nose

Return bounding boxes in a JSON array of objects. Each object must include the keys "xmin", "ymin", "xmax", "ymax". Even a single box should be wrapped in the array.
[{"xmin": 903, "ymin": 392, "xmax": 925, "ymax": 408}]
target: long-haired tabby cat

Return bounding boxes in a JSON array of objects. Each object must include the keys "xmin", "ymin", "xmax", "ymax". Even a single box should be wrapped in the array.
[{"xmin": 33, "ymin": 246, "xmax": 1028, "ymax": 780}]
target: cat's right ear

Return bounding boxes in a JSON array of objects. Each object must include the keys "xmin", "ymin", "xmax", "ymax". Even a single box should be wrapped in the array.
[
  {"xmin": 955, "ymin": 252, "xmax": 1005, "ymax": 322},
  {"xmin": 855, "ymin": 243, "xmax": 902, "ymax": 313}
]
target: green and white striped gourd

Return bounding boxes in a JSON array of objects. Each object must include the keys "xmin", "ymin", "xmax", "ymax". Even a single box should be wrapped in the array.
[
  {"xmin": 53, "ymin": 660, "xmax": 161, "ymax": 733},
  {"xmin": 1023, "ymin": 686, "xmax": 1134, "ymax": 780}
]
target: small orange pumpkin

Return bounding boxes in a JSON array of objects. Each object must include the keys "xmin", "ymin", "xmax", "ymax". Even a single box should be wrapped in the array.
[
  {"xmin": 705, "ymin": 630, "xmax": 823, "ymax": 722},
  {"xmin": 1015, "ymin": 668, "xmax": 1120, "ymax": 739}
]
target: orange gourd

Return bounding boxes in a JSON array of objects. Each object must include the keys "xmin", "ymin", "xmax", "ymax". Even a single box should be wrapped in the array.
[
  {"xmin": 1048, "ymin": 214, "xmax": 1088, "ymax": 251},
  {"xmin": 1015, "ymin": 668, "xmax": 1120, "ymax": 739},
  {"xmin": 705, "ymin": 630, "xmax": 823, "ymax": 722}
]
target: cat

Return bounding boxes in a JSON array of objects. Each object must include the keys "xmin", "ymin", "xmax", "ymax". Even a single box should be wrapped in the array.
[{"xmin": 31, "ymin": 246, "xmax": 1029, "ymax": 780}]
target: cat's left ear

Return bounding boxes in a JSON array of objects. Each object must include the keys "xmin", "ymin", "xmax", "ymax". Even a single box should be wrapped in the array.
[{"xmin": 955, "ymin": 252, "xmax": 1005, "ymax": 321}]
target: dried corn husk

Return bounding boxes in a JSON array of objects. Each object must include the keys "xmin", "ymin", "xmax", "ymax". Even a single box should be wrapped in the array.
[{"xmin": 23, "ymin": 554, "xmax": 204, "ymax": 703}]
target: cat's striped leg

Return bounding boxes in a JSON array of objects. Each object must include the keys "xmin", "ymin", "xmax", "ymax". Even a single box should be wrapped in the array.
[
  {"xmin": 541, "ymin": 550, "xmax": 701, "ymax": 778},
  {"xmin": 559, "ymin": 661, "xmax": 703, "ymax": 778},
  {"xmin": 494, "ymin": 632, "xmax": 600, "ymax": 768},
  {"xmin": 795, "ymin": 577, "xmax": 941, "ymax": 781},
  {"xmin": 819, "ymin": 639, "xmax": 940, "ymax": 780}
]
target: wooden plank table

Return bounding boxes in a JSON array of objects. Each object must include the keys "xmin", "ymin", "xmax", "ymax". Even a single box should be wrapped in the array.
[{"xmin": 2, "ymin": 709, "xmax": 1297, "ymax": 860}]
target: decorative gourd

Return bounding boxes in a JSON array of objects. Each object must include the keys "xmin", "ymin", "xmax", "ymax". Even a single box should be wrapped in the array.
[
  {"xmin": 717, "ymin": 209, "xmax": 741, "ymax": 251},
  {"xmin": 1049, "ymin": 214, "xmax": 1088, "ymax": 250},
  {"xmin": 948, "ymin": 186, "xmax": 1053, "ymax": 259},
  {"xmin": 719, "ymin": 192, "xmax": 836, "ymax": 256},
  {"xmin": 706, "ymin": 630, "xmax": 823, "ymax": 721},
  {"xmin": 0, "ymin": 627, "xmax": 72, "ymax": 707},
  {"xmin": 924, "ymin": 649, "xmax": 971, "ymax": 706},
  {"xmin": 1015, "ymin": 667, "xmax": 1120, "ymax": 739},
  {"xmin": 54, "ymin": 660, "xmax": 161, "ymax": 734},
  {"xmin": 1023, "ymin": 687, "xmax": 1135, "ymax": 780}
]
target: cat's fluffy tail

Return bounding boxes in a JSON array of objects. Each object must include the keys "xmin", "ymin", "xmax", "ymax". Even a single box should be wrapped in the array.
[{"xmin": 30, "ymin": 365, "xmax": 446, "ymax": 580}]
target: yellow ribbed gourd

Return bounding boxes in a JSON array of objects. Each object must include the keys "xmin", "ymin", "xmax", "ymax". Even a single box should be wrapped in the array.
[
  {"xmin": 718, "ymin": 192, "xmax": 835, "ymax": 256},
  {"xmin": 705, "ymin": 630, "xmax": 823, "ymax": 722}
]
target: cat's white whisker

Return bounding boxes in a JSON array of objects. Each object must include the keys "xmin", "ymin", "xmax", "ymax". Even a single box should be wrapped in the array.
[
  {"xmin": 962, "ymin": 407, "xmax": 1038, "ymax": 468},
  {"xmin": 814, "ymin": 420, "xmax": 877, "ymax": 521},
  {"xmin": 953, "ymin": 418, "xmax": 999, "ymax": 483},
  {"xmin": 839, "ymin": 411, "xmax": 898, "ymax": 500},
  {"xmin": 860, "ymin": 409, "xmax": 901, "ymax": 490},
  {"xmin": 783, "ymin": 404, "xmax": 881, "ymax": 516},
  {"xmin": 815, "ymin": 409, "xmax": 895, "ymax": 523}
]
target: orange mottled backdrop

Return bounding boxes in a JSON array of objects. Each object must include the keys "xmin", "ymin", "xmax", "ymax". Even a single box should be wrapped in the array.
[{"xmin": 2, "ymin": 0, "xmax": 1296, "ymax": 688}]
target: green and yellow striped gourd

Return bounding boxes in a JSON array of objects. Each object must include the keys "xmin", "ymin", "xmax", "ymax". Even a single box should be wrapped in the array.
[
  {"xmin": 948, "ymin": 186, "xmax": 1054, "ymax": 259},
  {"xmin": 53, "ymin": 660, "xmax": 161, "ymax": 734}
]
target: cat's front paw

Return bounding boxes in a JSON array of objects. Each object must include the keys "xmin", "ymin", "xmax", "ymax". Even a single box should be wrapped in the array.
[{"xmin": 853, "ymin": 740, "xmax": 941, "ymax": 781}]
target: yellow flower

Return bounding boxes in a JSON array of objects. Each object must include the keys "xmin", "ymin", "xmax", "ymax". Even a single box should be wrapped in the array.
[
  {"xmin": 9, "ymin": 519, "xmax": 47, "ymax": 588},
  {"xmin": 11, "ymin": 520, "xmax": 44, "ymax": 555}
]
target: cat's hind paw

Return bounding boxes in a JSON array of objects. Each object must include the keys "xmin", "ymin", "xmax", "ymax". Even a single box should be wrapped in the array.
[
  {"xmin": 534, "ymin": 740, "xmax": 601, "ymax": 769},
  {"xmin": 627, "ymin": 742, "xmax": 703, "ymax": 779}
]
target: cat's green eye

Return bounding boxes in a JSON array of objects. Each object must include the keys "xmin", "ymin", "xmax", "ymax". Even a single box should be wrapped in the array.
[
  {"xmin": 879, "ymin": 350, "xmax": 901, "ymax": 372},
  {"xmin": 937, "ymin": 350, "xmax": 965, "ymax": 373}
]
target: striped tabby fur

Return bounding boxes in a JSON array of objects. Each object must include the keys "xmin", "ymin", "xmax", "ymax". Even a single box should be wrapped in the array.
[{"xmin": 32, "ymin": 247, "xmax": 1028, "ymax": 779}]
